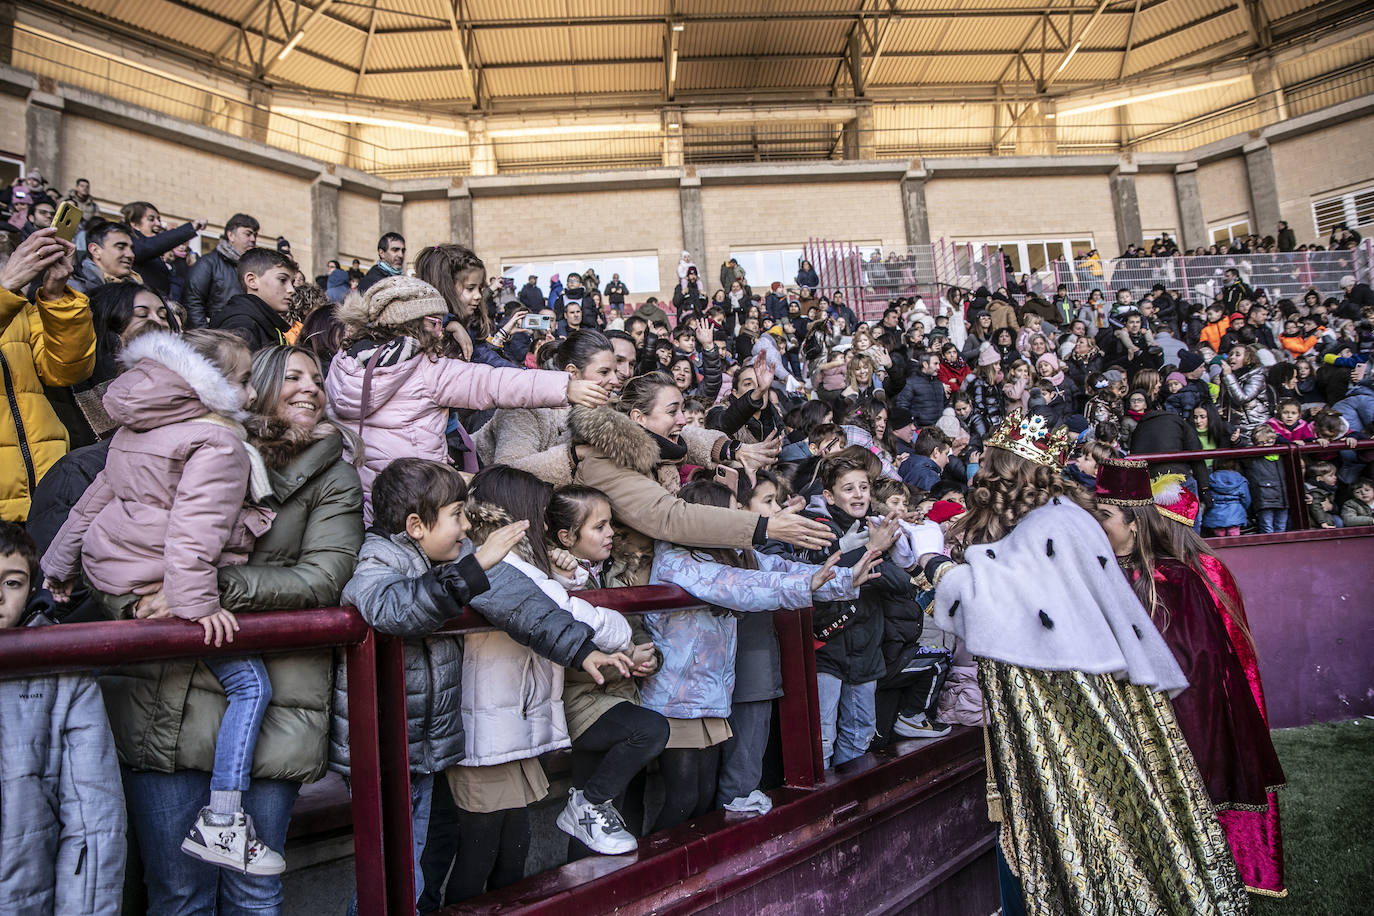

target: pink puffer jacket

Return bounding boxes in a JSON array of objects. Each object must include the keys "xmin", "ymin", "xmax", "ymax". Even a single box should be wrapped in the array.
[
  {"xmin": 42, "ymin": 333, "xmax": 271, "ymax": 620},
  {"xmin": 325, "ymin": 344, "xmax": 569, "ymax": 515}
]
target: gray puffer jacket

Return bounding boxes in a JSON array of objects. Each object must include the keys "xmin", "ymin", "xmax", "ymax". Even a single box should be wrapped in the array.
[
  {"xmin": 0, "ymin": 620, "xmax": 126, "ymax": 916},
  {"xmin": 331, "ymin": 531, "xmax": 597, "ymax": 776},
  {"xmin": 1219, "ymin": 366, "xmax": 1272, "ymax": 433}
]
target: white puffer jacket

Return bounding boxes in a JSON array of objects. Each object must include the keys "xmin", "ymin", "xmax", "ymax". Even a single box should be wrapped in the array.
[{"xmin": 458, "ymin": 554, "xmax": 633, "ymax": 767}]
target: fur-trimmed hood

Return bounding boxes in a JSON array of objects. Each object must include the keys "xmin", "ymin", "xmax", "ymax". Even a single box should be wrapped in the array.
[
  {"xmin": 567, "ymin": 405, "xmax": 661, "ymax": 475},
  {"xmin": 105, "ymin": 332, "xmax": 245, "ymax": 431}
]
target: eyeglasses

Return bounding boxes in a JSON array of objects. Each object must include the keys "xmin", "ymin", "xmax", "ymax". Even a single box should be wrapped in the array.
[{"xmin": 423, "ymin": 315, "xmax": 445, "ymax": 333}]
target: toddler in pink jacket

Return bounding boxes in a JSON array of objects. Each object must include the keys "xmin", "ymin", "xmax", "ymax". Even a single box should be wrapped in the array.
[
  {"xmin": 325, "ymin": 275, "xmax": 609, "ymax": 520},
  {"xmin": 43, "ymin": 329, "xmax": 286, "ymax": 877}
]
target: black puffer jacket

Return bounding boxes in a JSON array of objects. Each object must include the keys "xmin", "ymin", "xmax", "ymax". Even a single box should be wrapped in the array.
[
  {"xmin": 801, "ymin": 505, "xmax": 909, "ymax": 685},
  {"xmin": 1129, "ymin": 409, "xmax": 1210, "ymax": 492},
  {"xmin": 184, "ymin": 246, "xmax": 242, "ymax": 328},
  {"xmin": 895, "ymin": 371, "xmax": 947, "ymax": 427},
  {"xmin": 209, "ymin": 292, "xmax": 290, "ymax": 352}
]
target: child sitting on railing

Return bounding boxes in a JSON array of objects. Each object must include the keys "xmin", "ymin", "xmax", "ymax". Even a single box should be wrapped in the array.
[
  {"xmin": 42, "ymin": 329, "xmax": 284, "ymax": 876},
  {"xmin": 0, "ymin": 522, "xmax": 126, "ymax": 915}
]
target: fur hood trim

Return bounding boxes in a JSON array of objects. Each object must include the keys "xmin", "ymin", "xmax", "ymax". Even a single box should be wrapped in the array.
[
  {"xmin": 245, "ymin": 415, "xmax": 344, "ymax": 471},
  {"xmin": 334, "ymin": 290, "xmax": 370, "ymax": 330},
  {"xmin": 567, "ymin": 405, "xmax": 660, "ymax": 476},
  {"xmin": 119, "ymin": 331, "xmax": 246, "ymax": 420},
  {"xmin": 464, "ymin": 501, "xmax": 537, "ymax": 565}
]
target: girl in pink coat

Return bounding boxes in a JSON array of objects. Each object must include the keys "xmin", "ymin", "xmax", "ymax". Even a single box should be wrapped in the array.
[
  {"xmin": 325, "ymin": 275, "xmax": 609, "ymax": 520},
  {"xmin": 43, "ymin": 329, "xmax": 287, "ymax": 877}
]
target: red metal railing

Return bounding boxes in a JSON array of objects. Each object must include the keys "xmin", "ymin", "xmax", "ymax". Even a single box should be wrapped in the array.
[
  {"xmin": 1135, "ymin": 438, "xmax": 1374, "ymax": 534},
  {"xmin": 0, "ymin": 586, "xmax": 834, "ymax": 916}
]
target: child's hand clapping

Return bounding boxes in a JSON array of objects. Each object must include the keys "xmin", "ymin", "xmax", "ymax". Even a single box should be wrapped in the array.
[
  {"xmin": 474, "ymin": 520, "xmax": 530, "ymax": 570},
  {"xmin": 582, "ymin": 650, "xmax": 634, "ymax": 685},
  {"xmin": 198, "ymin": 609, "xmax": 240, "ymax": 647}
]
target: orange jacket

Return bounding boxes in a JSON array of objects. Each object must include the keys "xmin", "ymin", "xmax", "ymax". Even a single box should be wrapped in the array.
[
  {"xmin": 1198, "ymin": 319, "xmax": 1228, "ymax": 353},
  {"xmin": 1279, "ymin": 333, "xmax": 1319, "ymax": 358}
]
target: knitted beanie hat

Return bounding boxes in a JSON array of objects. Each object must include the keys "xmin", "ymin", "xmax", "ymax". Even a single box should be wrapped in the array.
[
  {"xmin": 936, "ymin": 407, "xmax": 962, "ymax": 439},
  {"xmin": 978, "ymin": 343, "xmax": 1001, "ymax": 367},
  {"xmin": 363, "ymin": 276, "xmax": 447, "ymax": 327}
]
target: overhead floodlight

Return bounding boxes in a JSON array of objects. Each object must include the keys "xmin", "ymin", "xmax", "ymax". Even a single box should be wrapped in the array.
[
  {"xmin": 271, "ymin": 106, "xmax": 468, "ymax": 137},
  {"xmin": 1050, "ymin": 76, "xmax": 1248, "ymax": 118},
  {"xmin": 277, "ymin": 30, "xmax": 305, "ymax": 61},
  {"xmin": 671, "ymin": 20, "xmax": 685, "ymax": 31},
  {"xmin": 667, "ymin": 122, "xmax": 681, "ymax": 129}
]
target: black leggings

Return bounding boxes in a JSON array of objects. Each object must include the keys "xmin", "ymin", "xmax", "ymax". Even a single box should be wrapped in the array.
[
  {"xmin": 653, "ymin": 745, "xmax": 721, "ymax": 832},
  {"xmin": 571, "ymin": 703, "xmax": 670, "ymax": 806},
  {"xmin": 417, "ymin": 781, "xmax": 529, "ymax": 910}
]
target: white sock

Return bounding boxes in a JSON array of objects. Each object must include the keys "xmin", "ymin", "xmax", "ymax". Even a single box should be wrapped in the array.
[{"xmin": 209, "ymin": 790, "xmax": 242, "ymax": 819}]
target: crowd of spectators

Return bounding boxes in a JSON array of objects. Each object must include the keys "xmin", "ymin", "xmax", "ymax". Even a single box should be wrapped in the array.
[{"xmin": 1, "ymin": 180, "xmax": 1371, "ymax": 914}]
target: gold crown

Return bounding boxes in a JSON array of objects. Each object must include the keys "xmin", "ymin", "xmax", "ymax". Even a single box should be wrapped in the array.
[{"xmin": 984, "ymin": 407, "xmax": 1072, "ymax": 469}]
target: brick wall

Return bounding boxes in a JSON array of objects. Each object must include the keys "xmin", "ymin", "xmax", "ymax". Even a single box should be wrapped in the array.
[
  {"xmin": 700, "ymin": 180, "xmax": 907, "ymax": 277},
  {"xmin": 471, "ymin": 187, "xmax": 683, "ymax": 302},
  {"xmin": 1136, "ymin": 172, "xmax": 1181, "ymax": 240},
  {"xmin": 337, "ymin": 190, "xmax": 380, "ymax": 265},
  {"xmin": 0, "ymin": 93, "xmax": 25, "ymax": 157},
  {"xmin": 1270, "ymin": 113, "xmax": 1374, "ymax": 245},
  {"xmin": 1195, "ymin": 155, "xmax": 1251, "ymax": 232},
  {"xmin": 926, "ymin": 174, "xmax": 1120, "ymax": 257},
  {"xmin": 59, "ymin": 114, "xmax": 315, "ymax": 269},
  {"xmin": 400, "ymin": 198, "xmax": 450, "ymax": 263}
]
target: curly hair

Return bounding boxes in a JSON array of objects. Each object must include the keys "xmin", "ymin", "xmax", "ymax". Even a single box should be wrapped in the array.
[{"xmin": 945, "ymin": 447, "xmax": 1094, "ymax": 561}]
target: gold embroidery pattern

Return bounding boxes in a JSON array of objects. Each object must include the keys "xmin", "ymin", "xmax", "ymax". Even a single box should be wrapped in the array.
[{"xmin": 980, "ymin": 660, "xmax": 1252, "ymax": 916}]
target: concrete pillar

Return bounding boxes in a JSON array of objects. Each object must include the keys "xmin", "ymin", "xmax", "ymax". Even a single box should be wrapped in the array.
[
  {"xmin": 1110, "ymin": 158, "xmax": 1143, "ymax": 254},
  {"xmin": 679, "ymin": 172, "xmax": 705, "ymax": 274},
  {"xmin": 1250, "ymin": 56, "xmax": 1288, "ymax": 125},
  {"xmin": 1173, "ymin": 162, "xmax": 1207, "ymax": 251},
  {"xmin": 900, "ymin": 164, "xmax": 931, "ymax": 246},
  {"xmin": 246, "ymin": 86, "xmax": 272, "ymax": 145},
  {"xmin": 1244, "ymin": 139, "xmax": 1280, "ymax": 239},
  {"xmin": 466, "ymin": 118, "xmax": 497, "ymax": 176},
  {"xmin": 379, "ymin": 192, "xmax": 404, "ymax": 240},
  {"xmin": 1014, "ymin": 99, "xmax": 1057, "ymax": 156},
  {"xmin": 448, "ymin": 182, "xmax": 473, "ymax": 248},
  {"xmin": 24, "ymin": 89, "xmax": 63, "ymax": 187},
  {"xmin": 309, "ymin": 170, "xmax": 341, "ymax": 279},
  {"xmin": 842, "ymin": 101, "xmax": 876, "ymax": 160},
  {"xmin": 662, "ymin": 109, "xmax": 683, "ymax": 168}
]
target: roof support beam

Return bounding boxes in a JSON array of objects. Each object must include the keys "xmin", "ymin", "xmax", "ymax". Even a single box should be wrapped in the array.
[
  {"xmin": 847, "ymin": 27, "xmax": 864, "ymax": 97},
  {"xmin": 1044, "ymin": 0, "xmax": 1112, "ymax": 89},
  {"xmin": 443, "ymin": 0, "xmax": 479, "ymax": 107},
  {"xmin": 354, "ymin": 0, "xmax": 378, "ymax": 94},
  {"xmin": 1118, "ymin": 0, "xmax": 1143, "ymax": 79}
]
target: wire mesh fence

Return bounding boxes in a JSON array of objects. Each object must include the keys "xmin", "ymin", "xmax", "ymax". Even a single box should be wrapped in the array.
[{"xmin": 801, "ymin": 239, "xmax": 1374, "ymax": 322}]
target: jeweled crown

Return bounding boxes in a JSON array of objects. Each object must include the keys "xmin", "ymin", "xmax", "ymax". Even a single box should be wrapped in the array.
[{"xmin": 983, "ymin": 407, "xmax": 1071, "ymax": 469}]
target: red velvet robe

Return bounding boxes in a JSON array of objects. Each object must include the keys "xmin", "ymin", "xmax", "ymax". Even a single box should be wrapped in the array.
[{"xmin": 1148, "ymin": 559, "xmax": 1286, "ymax": 896}]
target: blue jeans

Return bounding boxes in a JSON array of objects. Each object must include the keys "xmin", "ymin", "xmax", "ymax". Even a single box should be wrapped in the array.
[
  {"xmin": 123, "ymin": 767, "xmax": 299, "ymax": 915},
  {"xmin": 1256, "ymin": 508, "xmax": 1289, "ymax": 534},
  {"xmin": 345, "ymin": 771, "xmax": 433, "ymax": 916},
  {"xmin": 203, "ymin": 656, "xmax": 272, "ymax": 794},
  {"xmin": 816, "ymin": 674, "xmax": 877, "ymax": 767}
]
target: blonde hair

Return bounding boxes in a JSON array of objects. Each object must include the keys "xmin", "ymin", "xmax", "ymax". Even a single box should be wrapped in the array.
[{"xmin": 845, "ymin": 354, "xmax": 876, "ymax": 389}]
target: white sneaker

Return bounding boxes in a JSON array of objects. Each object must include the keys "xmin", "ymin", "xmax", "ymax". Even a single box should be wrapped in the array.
[
  {"xmin": 893, "ymin": 714, "xmax": 953, "ymax": 739},
  {"xmin": 181, "ymin": 808, "xmax": 286, "ymax": 876},
  {"xmin": 723, "ymin": 789, "xmax": 774, "ymax": 815},
  {"xmin": 556, "ymin": 789, "xmax": 637, "ymax": 855}
]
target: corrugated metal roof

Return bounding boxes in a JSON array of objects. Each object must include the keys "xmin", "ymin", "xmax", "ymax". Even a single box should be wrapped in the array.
[{"xmin": 25, "ymin": 0, "xmax": 1374, "ymax": 175}]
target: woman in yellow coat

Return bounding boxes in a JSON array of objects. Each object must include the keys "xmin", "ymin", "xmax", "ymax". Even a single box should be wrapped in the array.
[{"xmin": 0, "ymin": 228, "xmax": 95, "ymax": 521}]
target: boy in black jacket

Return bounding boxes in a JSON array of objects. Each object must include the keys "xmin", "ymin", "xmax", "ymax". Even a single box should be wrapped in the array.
[
  {"xmin": 801, "ymin": 449, "xmax": 906, "ymax": 766},
  {"xmin": 210, "ymin": 247, "xmax": 296, "ymax": 350}
]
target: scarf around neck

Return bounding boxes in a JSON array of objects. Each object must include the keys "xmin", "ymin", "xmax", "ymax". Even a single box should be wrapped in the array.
[
  {"xmin": 373, "ymin": 260, "xmax": 402, "ymax": 277},
  {"xmin": 648, "ymin": 428, "xmax": 688, "ymax": 463},
  {"xmin": 215, "ymin": 238, "xmax": 244, "ymax": 264}
]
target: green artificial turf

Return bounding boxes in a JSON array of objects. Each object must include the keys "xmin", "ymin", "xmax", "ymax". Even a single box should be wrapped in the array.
[{"xmin": 1254, "ymin": 719, "xmax": 1373, "ymax": 916}]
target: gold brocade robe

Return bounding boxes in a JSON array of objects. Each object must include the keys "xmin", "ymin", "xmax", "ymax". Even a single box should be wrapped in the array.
[{"xmin": 980, "ymin": 660, "xmax": 1252, "ymax": 916}]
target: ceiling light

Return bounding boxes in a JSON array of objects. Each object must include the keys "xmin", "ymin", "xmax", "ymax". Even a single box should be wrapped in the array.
[
  {"xmin": 671, "ymin": 20, "xmax": 685, "ymax": 31},
  {"xmin": 668, "ymin": 122, "xmax": 681, "ymax": 129},
  {"xmin": 1050, "ymin": 76, "xmax": 1248, "ymax": 118},
  {"xmin": 488, "ymin": 123, "xmax": 662, "ymax": 138},
  {"xmin": 270, "ymin": 106, "xmax": 468, "ymax": 137},
  {"xmin": 277, "ymin": 31, "xmax": 305, "ymax": 61},
  {"xmin": 1054, "ymin": 41, "xmax": 1081, "ymax": 76}
]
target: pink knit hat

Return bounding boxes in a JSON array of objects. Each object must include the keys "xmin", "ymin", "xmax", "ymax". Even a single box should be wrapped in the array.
[{"xmin": 978, "ymin": 344, "xmax": 1001, "ymax": 367}]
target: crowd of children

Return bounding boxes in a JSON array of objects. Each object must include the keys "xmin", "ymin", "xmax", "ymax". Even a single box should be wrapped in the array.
[{"xmin": 1, "ymin": 205, "xmax": 1371, "ymax": 913}]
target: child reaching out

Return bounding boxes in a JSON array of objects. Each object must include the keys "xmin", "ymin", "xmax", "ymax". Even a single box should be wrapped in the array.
[
  {"xmin": 43, "ymin": 330, "xmax": 284, "ymax": 876},
  {"xmin": 648, "ymin": 478, "xmax": 882, "ymax": 826},
  {"xmin": 326, "ymin": 273, "xmax": 610, "ymax": 518}
]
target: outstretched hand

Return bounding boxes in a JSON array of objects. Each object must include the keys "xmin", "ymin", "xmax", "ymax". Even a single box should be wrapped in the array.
[
  {"xmin": 850, "ymin": 546, "xmax": 884, "ymax": 587},
  {"xmin": 766, "ymin": 501, "xmax": 834, "ymax": 552},
  {"xmin": 752, "ymin": 351, "xmax": 775, "ymax": 395},
  {"xmin": 865, "ymin": 514, "xmax": 902, "ymax": 554},
  {"xmin": 583, "ymin": 650, "xmax": 634, "ymax": 685}
]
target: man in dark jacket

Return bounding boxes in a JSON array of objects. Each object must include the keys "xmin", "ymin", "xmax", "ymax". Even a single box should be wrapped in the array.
[
  {"xmin": 1129, "ymin": 407, "xmax": 1210, "ymax": 496},
  {"xmin": 898, "ymin": 428, "xmax": 949, "ymax": 491},
  {"xmin": 185, "ymin": 212, "xmax": 259, "ymax": 327},
  {"xmin": 121, "ymin": 201, "xmax": 206, "ymax": 300},
  {"xmin": 1276, "ymin": 221, "xmax": 1296, "ymax": 252},
  {"xmin": 209, "ymin": 248, "xmax": 295, "ymax": 351},
  {"xmin": 603, "ymin": 273, "xmax": 628, "ymax": 310},
  {"xmin": 895, "ymin": 352, "xmax": 947, "ymax": 427},
  {"xmin": 517, "ymin": 275, "xmax": 544, "ymax": 313},
  {"xmin": 1220, "ymin": 268, "xmax": 1252, "ymax": 312},
  {"xmin": 358, "ymin": 232, "xmax": 406, "ymax": 295}
]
